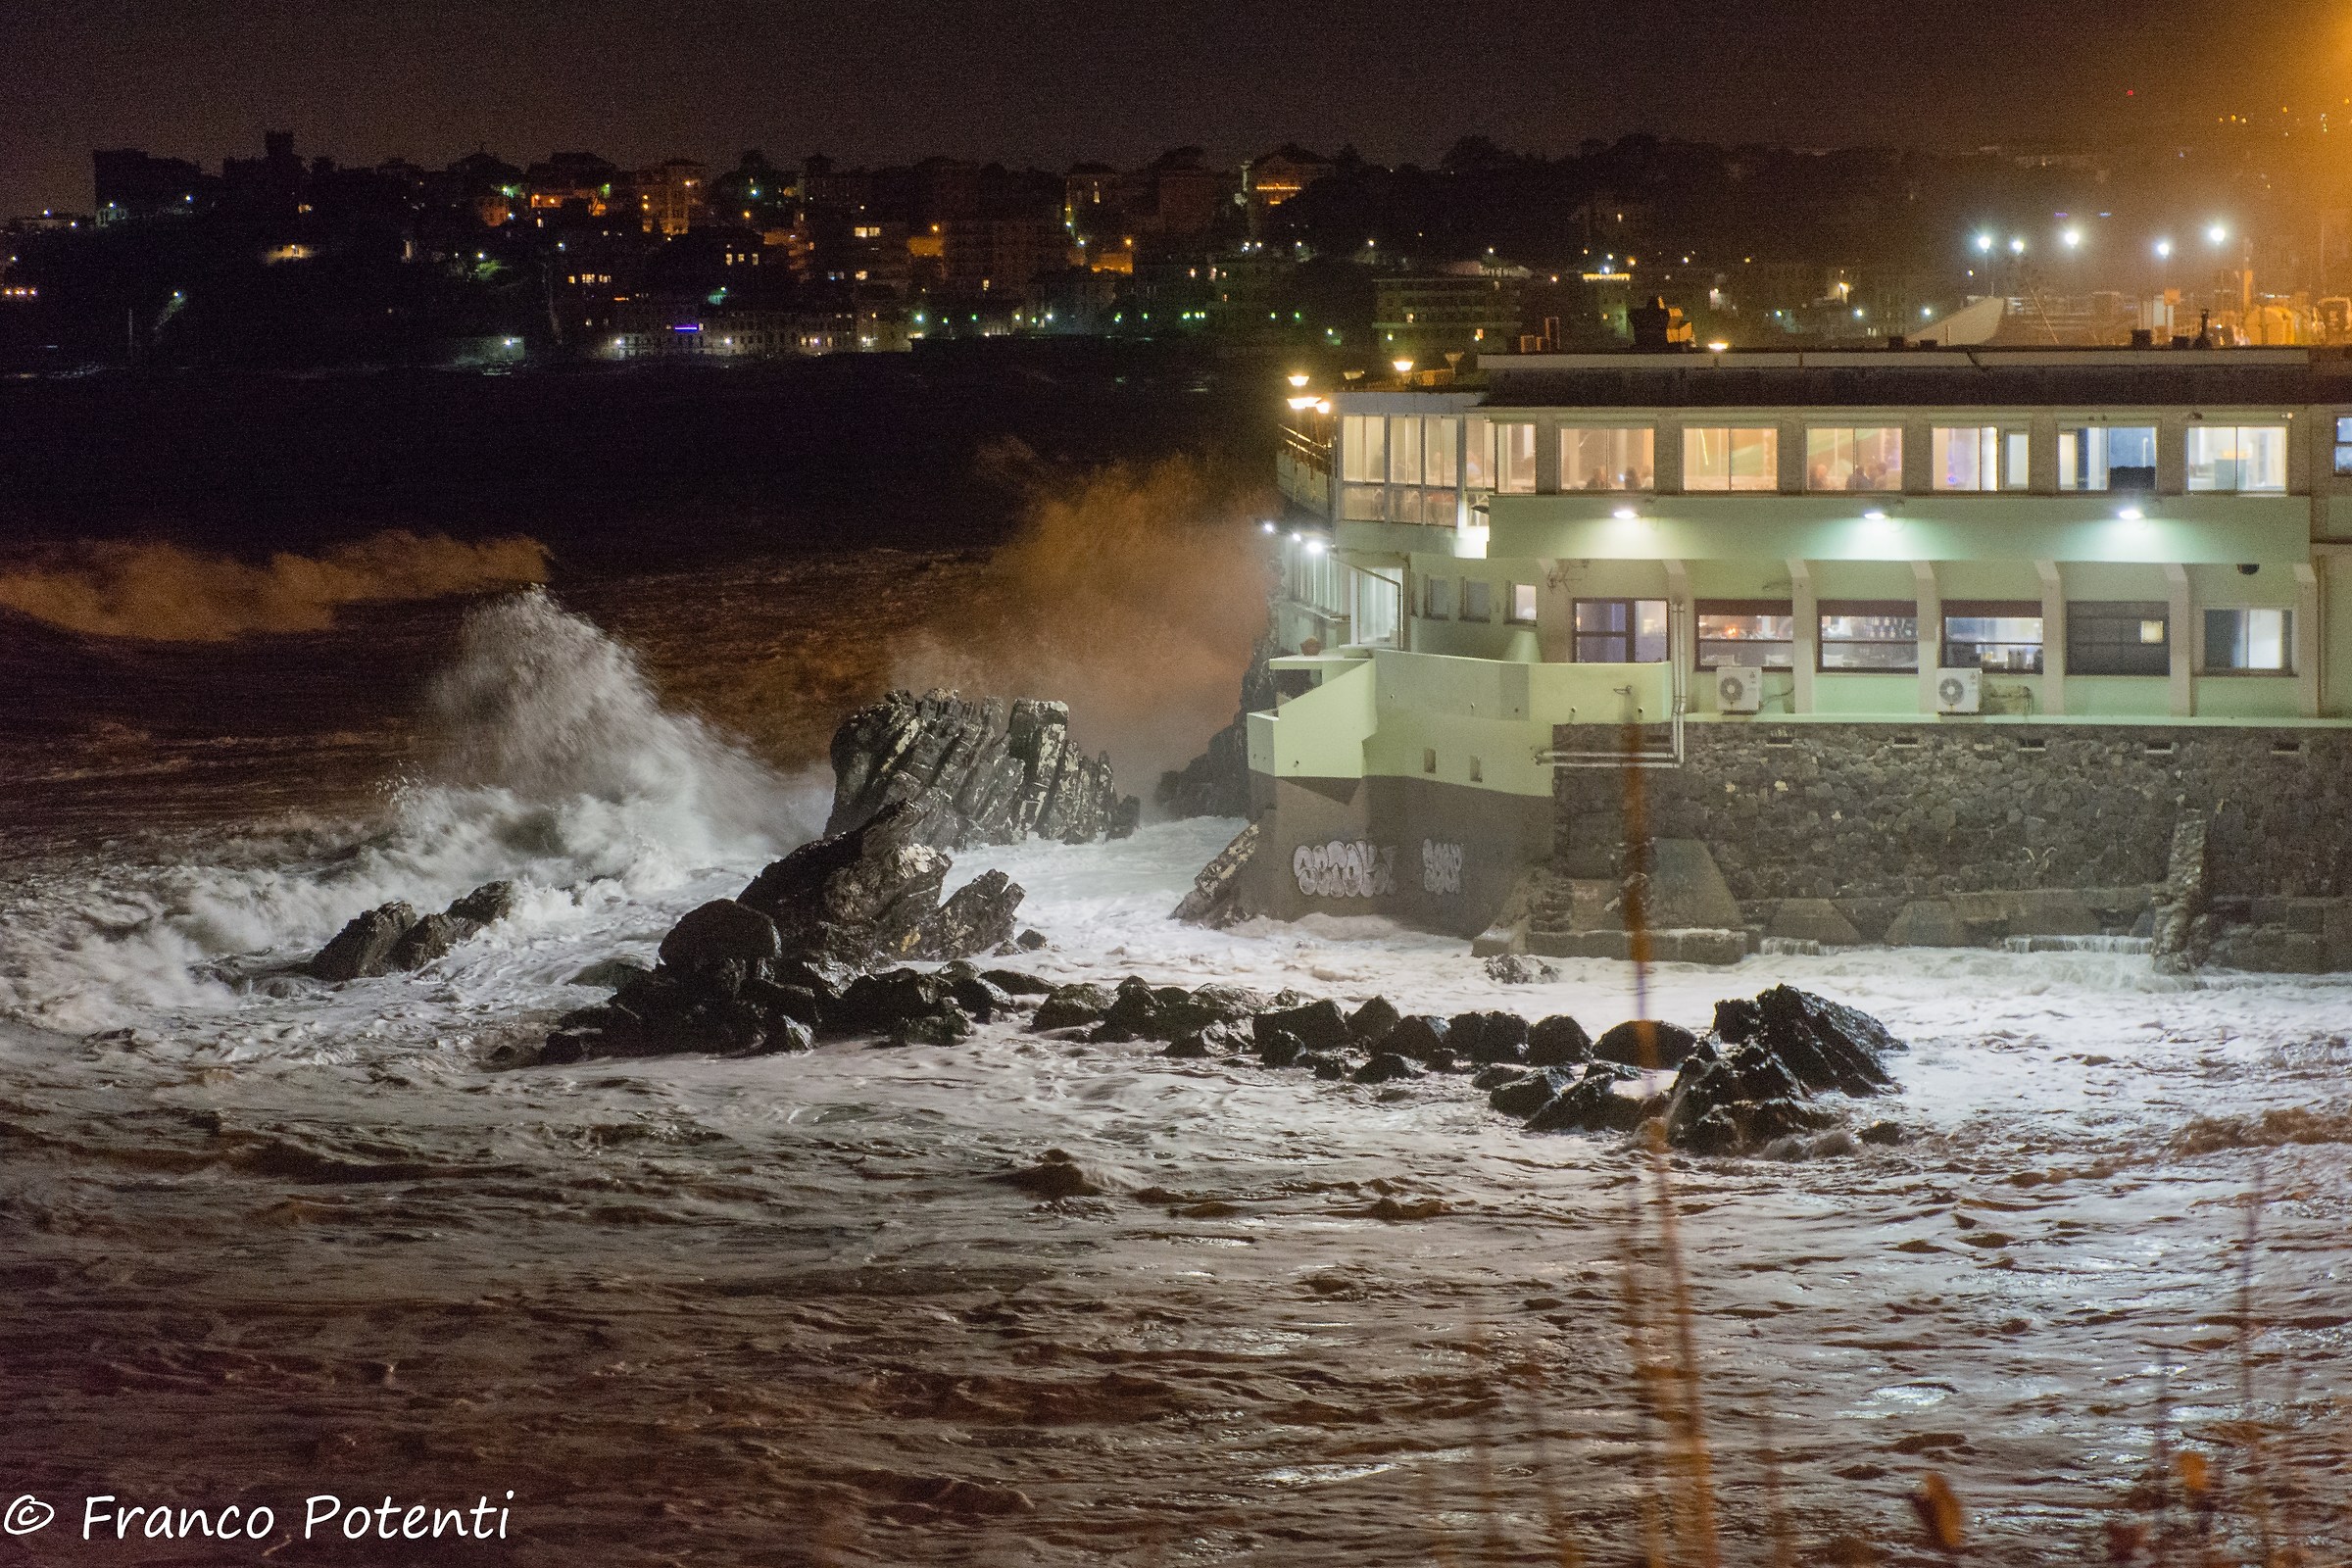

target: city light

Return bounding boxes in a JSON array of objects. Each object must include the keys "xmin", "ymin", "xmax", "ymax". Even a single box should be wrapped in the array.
[
  {"xmin": 2008, "ymin": 236, "xmax": 2026, "ymax": 255},
  {"xmin": 1259, "ymin": 520, "xmax": 1277, "ymax": 533},
  {"xmin": 2062, "ymin": 227, "xmax": 2082, "ymax": 249},
  {"xmin": 2154, "ymin": 238, "xmax": 2174, "ymax": 259},
  {"xmin": 1287, "ymin": 371, "xmax": 1309, "ymax": 387},
  {"xmin": 1612, "ymin": 506, "xmax": 1639, "ymax": 520},
  {"xmin": 1303, "ymin": 538, "xmax": 1325, "ymax": 555},
  {"xmin": 1392, "ymin": 358, "xmax": 1413, "ymax": 375},
  {"xmin": 1974, "ymin": 233, "xmax": 1994, "ymax": 253},
  {"xmin": 2207, "ymin": 223, "xmax": 2229, "ymax": 245},
  {"xmin": 1705, "ymin": 339, "xmax": 1729, "ymax": 352},
  {"xmin": 2117, "ymin": 505, "xmax": 2145, "ymax": 521}
]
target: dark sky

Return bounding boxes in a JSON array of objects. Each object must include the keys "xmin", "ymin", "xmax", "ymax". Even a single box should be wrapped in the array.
[{"xmin": 4, "ymin": 0, "xmax": 2345, "ymax": 216}]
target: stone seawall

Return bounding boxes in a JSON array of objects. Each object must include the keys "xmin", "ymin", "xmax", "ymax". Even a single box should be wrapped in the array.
[{"xmin": 1553, "ymin": 723, "xmax": 2352, "ymax": 906}]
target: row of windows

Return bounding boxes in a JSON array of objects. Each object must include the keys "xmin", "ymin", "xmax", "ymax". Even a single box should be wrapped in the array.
[
  {"xmin": 1548, "ymin": 598, "xmax": 2290, "ymax": 675},
  {"xmin": 1420, "ymin": 577, "xmax": 1540, "ymax": 625},
  {"xmin": 1341, "ymin": 415, "xmax": 2305, "ymax": 498}
]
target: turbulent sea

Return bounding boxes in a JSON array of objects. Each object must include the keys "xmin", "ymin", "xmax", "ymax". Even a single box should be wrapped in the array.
[{"xmin": 1, "ymin": 557, "xmax": 2348, "ymax": 1566}]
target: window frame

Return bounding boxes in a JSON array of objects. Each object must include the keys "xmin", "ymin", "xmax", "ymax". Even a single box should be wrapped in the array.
[
  {"xmin": 2201, "ymin": 607, "xmax": 2294, "ymax": 675},
  {"xmin": 1459, "ymin": 578, "xmax": 1494, "ymax": 624},
  {"xmin": 1803, "ymin": 425, "xmax": 1904, "ymax": 493},
  {"xmin": 1816, "ymin": 599, "xmax": 1920, "ymax": 673},
  {"xmin": 2183, "ymin": 423, "xmax": 2288, "ymax": 495},
  {"xmin": 1938, "ymin": 599, "xmax": 2045, "ymax": 674},
  {"xmin": 1571, "ymin": 597, "xmax": 1670, "ymax": 663},
  {"xmin": 1506, "ymin": 582, "xmax": 1539, "ymax": 625},
  {"xmin": 1558, "ymin": 424, "xmax": 1657, "ymax": 493},
  {"xmin": 1693, "ymin": 598, "xmax": 1795, "ymax": 670},
  {"xmin": 1420, "ymin": 574, "xmax": 1453, "ymax": 620},
  {"xmin": 2056, "ymin": 422, "xmax": 2158, "ymax": 493},
  {"xmin": 1680, "ymin": 425, "xmax": 1781, "ymax": 492},
  {"xmin": 1494, "ymin": 421, "xmax": 1537, "ymax": 494},
  {"xmin": 2066, "ymin": 600, "xmax": 2171, "ymax": 677},
  {"xmin": 1931, "ymin": 424, "xmax": 2030, "ymax": 492}
]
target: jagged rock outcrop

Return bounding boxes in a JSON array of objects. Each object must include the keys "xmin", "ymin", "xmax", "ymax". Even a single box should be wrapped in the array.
[
  {"xmin": 1158, "ymin": 630, "xmax": 1278, "ymax": 819},
  {"xmin": 306, "ymin": 880, "xmax": 517, "ymax": 981},
  {"xmin": 2151, "ymin": 813, "xmax": 2210, "ymax": 975},
  {"xmin": 827, "ymin": 690, "xmax": 1139, "ymax": 851},
  {"xmin": 1171, "ymin": 820, "xmax": 1262, "ymax": 927}
]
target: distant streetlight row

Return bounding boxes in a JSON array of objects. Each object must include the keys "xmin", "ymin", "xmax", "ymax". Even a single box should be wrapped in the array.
[{"xmin": 1971, "ymin": 223, "xmax": 2230, "ymax": 260}]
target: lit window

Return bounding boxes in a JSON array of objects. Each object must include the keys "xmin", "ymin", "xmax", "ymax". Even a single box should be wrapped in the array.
[
  {"xmin": 1804, "ymin": 426, "xmax": 1902, "ymax": 491},
  {"xmin": 2203, "ymin": 608, "xmax": 2291, "ymax": 672},
  {"xmin": 1573, "ymin": 599, "xmax": 1669, "ymax": 662},
  {"xmin": 1818, "ymin": 602, "xmax": 1918, "ymax": 671},
  {"xmin": 1560, "ymin": 426, "xmax": 1655, "ymax": 491},
  {"xmin": 2057, "ymin": 424, "xmax": 2157, "ymax": 491},
  {"xmin": 1389, "ymin": 416, "xmax": 1424, "ymax": 485},
  {"xmin": 2335, "ymin": 416, "xmax": 2352, "ymax": 476},
  {"xmin": 1494, "ymin": 422, "xmax": 1537, "ymax": 493},
  {"xmin": 1422, "ymin": 576, "xmax": 1454, "ymax": 619},
  {"xmin": 1508, "ymin": 583, "xmax": 1538, "ymax": 624},
  {"xmin": 1423, "ymin": 416, "xmax": 1459, "ymax": 488},
  {"xmin": 1682, "ymin": 426, "xmax": 1779, "ymax": 491},
  {"xmin": 2068, "ymin": 601, "xmax": 2169, "ymax": 675},
  {"xmin": 1932, "ymin": 426, "xmax": 2029, "ymax": 491},
  {"xmin": 1462, "ymin": 415, "xmax": 1494, "ymax": 491},
  {"xmin": 2184, "ymin": 425, "xmax": 2287, "ymax": 493},
  {"xmin": 1940, "ymin": 602, "xmax": 2044, "ymax": 673},
  {"xmin": 1461, "ymin": 580, "xmax": 1494, "ymax": 622},
  {"xmin": 1341, "ymin": 416, "xmax": 1386, "ymax": 483},
  {"xmin": 1695, "ymin": 601, "xmax": 1794, "ymax": 668}
]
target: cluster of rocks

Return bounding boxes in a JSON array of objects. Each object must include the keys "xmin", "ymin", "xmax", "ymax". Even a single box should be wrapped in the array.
[
  {"xmin": 536, "ymin": 799, "xmax": 1034, "ymax": 1062},
  {"xmin": 307, "ymin": 881, "xmax": 517, "ymax": 981},
  {"xmin": 828, "ymin": 689, "xmax": 1139, "ymax": 850}
]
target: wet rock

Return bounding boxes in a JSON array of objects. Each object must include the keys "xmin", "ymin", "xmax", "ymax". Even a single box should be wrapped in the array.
[
  {"xmin": 827, "ymin": 689, "xmax": 1138, "ymax": 851},
  {"xmin": 913, "ymin": 870, "xmax": 1023, "ymax": 960},
  {"xmin": 1375, "ymin": 1014, "xmax": 1454, "ymax": 1068},
  {"xmin": 1015, "ymin": 928, "xmax": 1049, "ymax": 951},
  {"xmin": 1591, "ymin": 1018, "xmax": 1699, "ymax": 1070},
  {"xmin": 1711, "ymin": 984, "xmax": 1900, "ymax": 1097},
  {"xmin": 1483, "ymin": 954, "xmax": 1559, "ymax": 985},
  {"xmin": 387, "ymin": 911, "xmax": 478, "ymax": 971},
  {"xmin": 569, "ymin": 956, "xmax": 653, "ymax": 990},
  {"xmin": 936, "ymin": 961, "xmax": 1015, "ymax": 1023},
  {"xmin": 1345, "ymin": 996, "xmax": 1401, "ymax": 1042},
  {"xmin": 446, "ymin": 880, "xmax": 518, "ymax": 925},
  {"xmin": 1448, "ymin": 1010, "xmax": 1530, "ymax": 1066},
  {"xmin": 1165, "ymin": 1019, "xmax": 1253, "ymax": 1058},
  {"xmin": 991, "ymin": 1149, "xmax": 1103, "ymax": 1200},
  {"xmin": 1253, "ymin": 999, "xmax": 1351, "ymax": 1062},
  {"xmin": 1032, "ymin": 981, "xmax": 1117, "ymax": 1032},
  {"xmin": 1171, "ymin": 819, "xmax": 1262, "ymax": 928},
  {"xmin": 1094, "ymin": 976, "xmax": 1265, "ymax": 1043},
  {"xmin": 1662, "ymin": 1041, "xmax": 1838, "ymax": 1152},
  {"xmin": 659, "ymin": 899, "xmax": 783, "ymax": 972},
  {"xmin": 741, "ymin": 978, "xmax": 822, "ymax": 1028},
  {"xmin": 824, "ymin": 968, "xmax": 970, "ymax": 1042},
  {"xmin": 1524, "ymin": 1063, "xmax": 1657, "ymax": 1134},
  {"xmin": 1488, "ymin": 1067, "xmax": 1574, "ymax": 1118},
  {"xmin": 1351, "ymin": 1052, "xmax": 1422, "ymax": 1084},
  {"xmin": 1651, "ymin": 987, "xmax": 1906, "ymax": 1155},
  {"xmin": 979, "ymin": 968, "xmax": 1054, "ymax": 997},
  {"xmin": 1470, "ymin": 1063, "xmax": 1526, "ymax": 1091},
  {"xmin": 2152, "ymin": 813, "xmax": 2210, "ymax": 975},
  {"xmin": 1300, "ymin": 1052, "xmax": 1352, "ymax": 1080},
  {"xmin": 308, "ymin": 902, "xmax": 419, "ymax": 981},
  {"xmin": 1157, "ymin": 629, "xmax": 1276, "ymax": 819},
  {"xmin": 1859, "ymin": 1119, "xmax": 1906, "ymax": 1146},
  {"xmin": 1526, "ymin": 1014, "xmax": 1593, "ymax": 1067}
]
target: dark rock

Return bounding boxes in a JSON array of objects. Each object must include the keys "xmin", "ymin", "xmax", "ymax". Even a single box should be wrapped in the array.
[
  {"xmin": 893, "ymin": 1009, "xmax": 974, "ymax": 1048},
  {"xmin": 1158, "ymin": 630, "xmax": 1276, "ymax": 819},
  {"xmin": 738, "ymin": 802, "xmax": 956, "ymax": 967},
  {"xmin": 308, "ymin": 902, "xmax": 420, "ymax": 981},
  {"xmin": 762, "ymin": 1017, "xmax": 817, "ymax": 1054},
  {"xmin": 1016, "ymin": 928, "xmax": 1049, "ymax": 951},
  {"xmin": 569, "ymin": 956, "xmax": 653, "ymax": 990},
  {"xmin": 1483, "ymin": 954, "xmax": 1559, "ymax": 984},
  {"xmin": 1711, "ymin": 985, "xmax": 1900, "ymax": 1097},
  {"xmin": 741, "ymin": 978, "xmax": 822, "ymax": 1028},
  {"xmin": 1489, "ymin": 1068, "xmax": 1574, "ymax": 1118},
  {"xmin": 1524, "ymin": 1063, "xmax": 1656, "ymax": 1134},
  {"xmin": 991, "ymin": 1149, "xmax": 1102, "ymax": 1200},
  {"xmin": 1859, "ymin": 1120, "xmax": 1906, "ymax": 1146},
  {"xmin": 1301, "ymin": 1052, "xmax": 1351, "ymax": 1080},
  {"xmin": 981, "ymin": 968, "xmax": 1054, "ymax": 996},
  {"xmin": 1376, "ymin": 1014, "xmax": 1454, "ymax": 1067},
  {"xmin": 1254, "ymin": 1000, "xmax": 1350, "ymax": 1057},
  {"xmin": 1527, "ymin": 1014, "xmax": 1593, "ymax": 1067},
  {"xmin": 827, "ymin": 689, "xmax": 1134, "ymax": 850},
  {"xmin": 1171, "ymin": 819, "xmax": 1262, "ymax": 928},
  {"xmin": 1469, "ymin": 1063, "xmax": 1526, "ymax": 1091},
  {"xmin": 1033, "ymin": 981, "xmax": 1116, "ymax": 1032},
  {"xmin": 1449, "ymin": 1009, "xmax": 1530, "ymax": 1065},
  {"xmin": 446, "ymin": 880, "xmax": 518, "ymax": 925},
  {"xmin": 774, "ymin": 956, "xmax": 856, "ymax": 1005},
  {"xmin": 936, "ymin": 962, "xmax": 1015, "ymax": 1023},
  {"xmin": 1352, "ymin": 1052, "xmax": 1422, "ymax": 1084},
  {"xmin": 825, "ymin": 968, "xmax": 965, "ymax": 1040},
  {"xmin": 1256, "ymin": 1032, "xmax": 1305, "ymax": 1069},
  {"xmin": 659, "ymin": 899, "xmax": 783, "ymax": 972},
  {"xmin": 912, "ymin": 870, "xmax": 1024, "ymax": 961},
  {"xmin": 1346, "ymin": 996, "xmax": 1401, "ymax": 1042},
  {"xmin": 1592, "ymin": 1018, "xmax": 1700, "ymax": 1069},
  {"xmin": 387, "ymin": 911, "xmax": 478, "ymax": 971},
  {"xmin": 1161, "ymin": 1033, "xmax": 1213, "ymax": 1059}
]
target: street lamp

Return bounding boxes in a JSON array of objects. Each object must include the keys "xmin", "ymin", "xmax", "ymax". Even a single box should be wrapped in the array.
[
  {"xmin": 2154, "ymin": 238, "xmax": 2174, "ymax": 260},
  {"xmin": 1392, "ymin": 358, "xmax": 1414, "ymax": 376},
  {"xmin": 2062, "ymin": 227, "xmax": 2082, "ymax": 249},
  {"xmin": 1974, "ymin": 233, "xmax": 1994, "ymax": 253},
  {"xmin": 2207, "ymin": 223, "xmax": 2229, "ymax": 246}
]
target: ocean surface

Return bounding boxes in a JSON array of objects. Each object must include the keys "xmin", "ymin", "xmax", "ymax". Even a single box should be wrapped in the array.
[{"xmin": 1, "ymin": 514, "xmax": 2348, "ymax": 1562}]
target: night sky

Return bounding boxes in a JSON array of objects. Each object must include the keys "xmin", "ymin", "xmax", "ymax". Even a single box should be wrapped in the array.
[{"xmin": 4, "ymin": 0, "xmax": 2346, "ymax": 217}]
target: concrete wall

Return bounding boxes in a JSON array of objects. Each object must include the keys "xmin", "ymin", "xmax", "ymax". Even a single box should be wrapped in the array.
[
  {"xmin": 1249, "ymin": 773, "xmax": 1551, "ymax": 937},
  {"xmin": 1553, "ymin": 722, "xmax": 2352, "ymax": 903}
]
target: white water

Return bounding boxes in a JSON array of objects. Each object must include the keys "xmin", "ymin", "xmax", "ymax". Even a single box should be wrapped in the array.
[{"xmin": 2, "ymin": 589, "xmax": 2347, "ymax": 1565}]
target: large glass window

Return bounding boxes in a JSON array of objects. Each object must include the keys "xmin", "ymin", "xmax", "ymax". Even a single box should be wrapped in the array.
[
  {"xmin": 1941, "ymin": 601, "xmax": 2044, "ymax": 673},
  {"xmin": 2068, "ymin": 601, "xmax": 2170, "ymax": 676},
  {"xmin": 1341, "ymin": 416, "xmax": 1386, "ymax": 483},
  {"xmin": 2058, "ymin": 424, "xmax": 2157, "ymax": 491},
  {"xmin": 1421, "ymin": 575, "xmax": 1453, "ymax": 619},
  {"xmin": 1560, "ymin": 426, "xmax": 1656, "ymax": 491},
  {"xmin": 1388, "ymin": 416, "xmax": 1423, "ymax": 485},
  {"xmin": 1818, "ymin": 601, "xmax": 1918, "ymax": 671},
  {"xmin": 1424, "ymin": 416, "xmax": 1459, "ymax": 489},
  {"xmin": 2204, "ymin": 608, "xmax": 2291, "ymax": 672},
  {"xmin": 1805, "ymin": 426, "xmax": 1903, "ymax": 491},
  {"xmin": 1494, "ymin": 421, "xmax": 1537, "ymax": 493},
  {"xmin": 2334, "ymin": 416, "xmax": 2352, "ymax": 478},
  {"xmin": 1695, "ymin": 601, "xmax": 1794, "ymax": 668},
  {"xmin": 1463, "ymin": 415, "xmax": 1494, "ymax": 491},
  {"xmin": 1460, "ymin": 580, "xmax": 1493, "ymax": 623},
  {"xmin": 1340, "ymin": 484, "xmax": 1385, "ymax": 520},
  {"xmin": 1933, "ymin": 426, "xmax": 2030, "ymax": 491},
  {"xmin": 1508, "ymin": 583, "xmax": 1538, "ymax": 624},
  {"xmin": 2184, "ymin": 425, "xmax": 2287, "ymax": 493},
  {"xmin": 1574, "ymin": 598, "xmax": 1669, "ymax": 662},
  {"xmin": 1683, "ymin": 426, "xmax": 1779, "ymax": 491}
]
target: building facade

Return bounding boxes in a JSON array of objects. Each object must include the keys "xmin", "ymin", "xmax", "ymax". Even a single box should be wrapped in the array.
[{"xmin": 1250, "ymin": 347, "xmax": 2352, "ymax": 966}]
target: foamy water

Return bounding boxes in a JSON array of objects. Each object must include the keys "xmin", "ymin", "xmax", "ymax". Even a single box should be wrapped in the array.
[{"xmin": 1, "ymin": 586, "xmax": 2345, "ymax": 1565}]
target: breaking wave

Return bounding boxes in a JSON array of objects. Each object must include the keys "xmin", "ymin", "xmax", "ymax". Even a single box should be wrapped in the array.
[
  {"xmin": 0, "ymin": 530, "xmax": 549, "ymax": 641},
  {"xmin": 0, "ymin": 590, "xmax": 821, "ymax": 1033}
]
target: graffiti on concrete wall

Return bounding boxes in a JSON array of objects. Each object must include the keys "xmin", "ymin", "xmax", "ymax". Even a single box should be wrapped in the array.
[
  {"xmin": 1294, "ymin": 840, "xmax": 1396, "ymax": 899},
  {"xmin": 1421, "ymin": 839, "xmax": 1464, "ymax": 896}
]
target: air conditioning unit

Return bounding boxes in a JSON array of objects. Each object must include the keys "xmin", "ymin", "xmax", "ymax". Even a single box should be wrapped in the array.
[
  {"xmin": 1715, "ymin": 664, "xmax": 1764, "ymax": 713},
  {"xmin": 1935, "ymin": 666, "xmax": 1982, "ymax": 714}
]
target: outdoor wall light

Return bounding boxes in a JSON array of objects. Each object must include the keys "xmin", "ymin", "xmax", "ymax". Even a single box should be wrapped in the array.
[
  {"xmin": 1612, "ymin": 506, "xmax": 1640, "ymax": 521},
  {"xmin": 2116, "ymin": 506, "xmax": 2144, "ymax": 521},
  {"xmin": 1862, "ymin": 508, "xmax": 1889, "ymax": 521},
  {"xmin": 1260, "ymin": 520, "xmax": 1277, "ymax": 533}
]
